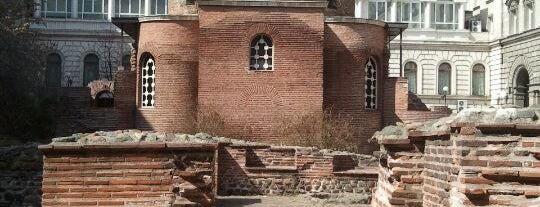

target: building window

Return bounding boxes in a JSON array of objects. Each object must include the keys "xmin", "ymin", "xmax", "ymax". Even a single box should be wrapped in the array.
[
  {"xmin": 250, "ymin": 34, "xmax": 273, "ymax": 71},
  {"xmin": 365, "ymin": 58, "xmax": 377, "ymax": 109},
  {"xmin": 397, "ymin": 1, "xmax": 424, "ymax": 28},
  {"xmin": 438, "ymin": 63, "xmax": 451, "ymax": 95},
  {"xmin": 472, "ymin": 64, "xmax": 485, "ymax": 96},
  {"xmin": 431, "ymin": 2, "xmax": 458, "ymax": 30},
  {"xmin": 41, "ymin": 0, "xmax": 71, "ymax": 18},
  {"xmin": 150, "ymin": 0, "xmax": 167, "ymax": 15},
  {"xmin": 122, "ymin": 54, "xmax": 131, "ymax": 70},
  {"xmin": 116, "ymin": 0, "xmax": 144, "ymax": 17},
  {"xmin": 83, "ymin": 54, "xmax": 100, "ymax": 86},
  {"xmin": 96, "ymin": 91, "xmax": 114, "ymax": 107},
  {"xmin": 404, "ymin": 62, "xmax": 417, "ymax": 93},
  {"xmin": 368, "ymin": 0, "xmax": 391, "ymax": 21},
  {"xmin": 46, "ymin": 53, "xmax": 62, "ymax": 87},
  {"xmin": 141, "ymin": 54, "xmax": 156, "ymax": 107},
  {"xmin": 78, "ymin": 0, "xmax": 108, "ymax": 19}
]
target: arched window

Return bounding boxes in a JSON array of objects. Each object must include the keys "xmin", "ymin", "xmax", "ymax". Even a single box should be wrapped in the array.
[
  {"xmin": 472, "ymin": 64, "xmax": 485, "ymax": 96},
  {"xmin": 365, "ymin": 58, "xmax": 377, "ymax": 109},
  {"xmin": 250, "ymin": 34, "xmax": 273, "ymax": 71},
  {"xmin": 96, "ymin": 91, "xmax": 114, "ymax": 107},
  {"xmin": 83, "ymin": 54, "xmax": 99, "ymax": 86},
  {"xmin": 46, "ymin": 53, "xmax": 62, "ymax": 87},
  {"xmin": 438, "ymin": 63, "xmax": 451, "ymax": 95},
  {"xmin": 404, "ymin": 62, "xmax": 417, "ymax": 93},
  {"xmin": 141, "ymin": 54, "xmax": 156, "ymax": 107},
  {"xmin": 122, "ymin": 54, "xmax": 131, "ymax": 71}
]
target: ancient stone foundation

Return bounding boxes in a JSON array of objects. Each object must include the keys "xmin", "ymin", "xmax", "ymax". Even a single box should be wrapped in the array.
[
  {"xmin": 0, "ymin": 144, "xmax": 43, "ymax": 206},
  {"xmin": 38, "ymin": 131, "xmax": 378, "ymax": 206},
  {"xmin": 372, "ymin": 108, "xmax": 540, "ymax": 207}
]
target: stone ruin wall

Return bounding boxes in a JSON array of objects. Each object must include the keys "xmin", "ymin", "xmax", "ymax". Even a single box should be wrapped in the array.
[
  {"xmin": 218, "ymin": 144, "xmax": 378, "ymax": 200},
  {"xmin": 372, "ymin": 108, "xmax": 540, "ymax": 207},
  {"xmin": 35, "ymin": 131, "xmax": 380, "ymax": 207},
  {"xmin": 0, "ymin": 144, "xmax": 43, "ymax": 207}
]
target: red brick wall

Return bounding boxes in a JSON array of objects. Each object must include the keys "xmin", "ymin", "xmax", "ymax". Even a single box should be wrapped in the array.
[
  {"xmin": 136, "ymin": 20, "xmax": 199, "ymax": 133},
  {"xmin": 40, "ymin": 143, "xmax": 216, "ymax": 207},
  {"xmin": 197, "ymin": 6, "xmax": 325, "ymax": 143},
  {"xmin": 114, "ymin": 71, "xmax": 137, "ymax": 129},
  {"xmin": 323, "ymin": 22, "xmax": 388, "ymax": 154},
  {"xmin": 383, "ymin": 78, "xmax": 451, "ymax": 126}
]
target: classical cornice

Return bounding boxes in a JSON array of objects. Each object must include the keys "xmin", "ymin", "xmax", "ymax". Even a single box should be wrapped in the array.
[
  {"xmin": 197, "ymin": 0, "xmax": 328, "ymax": 8},
  {"xmin": 389, "ymin": 41, "xmax": 490, "ymax": 52}
]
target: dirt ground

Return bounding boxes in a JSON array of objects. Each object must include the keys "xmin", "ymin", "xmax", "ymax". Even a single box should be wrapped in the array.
[{"xmin": 215, "ymin": 196, "xmax": 371, "ymax": 207}]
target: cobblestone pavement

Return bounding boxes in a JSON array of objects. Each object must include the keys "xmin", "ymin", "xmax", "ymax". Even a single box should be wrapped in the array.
[{"xmin": 216, "ymin": 196, "xmax": 371, "ymax": 207}]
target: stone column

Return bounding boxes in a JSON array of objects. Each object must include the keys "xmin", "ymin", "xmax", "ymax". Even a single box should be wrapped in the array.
[
  {"xmin": 458, "ymin": 3, "xmax": 465, "ymax": 30},
  {"xmin": 108, "ymin": 0, "xmax": 115, "ymax": 20},
  {"xmin": 424, "ymin": 2, "xmax": 431, "ymax": 29},
  {"xmin": 145, "ymin": 0, "xmax": 151, "ymax": 16},
  {"xmin": 534, "ymin": 2, "xmax": 540, "ymax": 28},
  {"xmin": 390, "ymin": 1, "xmax": 397, "ymax": 22},
  {"xmin": 33, "ymin": 0, "xmax": 41, "ymax": 18},
  {"xmin": 71, "ymin": 0, "xmax": 78, "ymax": 18}
]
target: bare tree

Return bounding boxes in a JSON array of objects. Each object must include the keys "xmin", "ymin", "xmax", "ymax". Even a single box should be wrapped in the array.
[{"xmin": 96, "ymin": 27, "xmax": 123, "ymax": 81}]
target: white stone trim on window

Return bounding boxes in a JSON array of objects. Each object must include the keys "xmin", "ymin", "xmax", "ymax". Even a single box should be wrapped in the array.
[
  {"xmin": 141, "ymin": 56, "xmax": 156, "ymax": 108},
  {"xmin": 365, "ymin": 58, "xmax": 377, "ymax": 110}
]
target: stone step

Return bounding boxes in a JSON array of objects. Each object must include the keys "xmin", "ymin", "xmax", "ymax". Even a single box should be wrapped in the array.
[{"xmin": 172, "ymin": 198, "xmax": 199, "ymax": 207}]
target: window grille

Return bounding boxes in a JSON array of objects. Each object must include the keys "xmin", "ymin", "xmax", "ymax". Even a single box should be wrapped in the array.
[
  {"xmin": 141, "ymin": 55, "xmax": 156, "ymax": 107},
  {"xmin": 41, "ymin": 0, "xmax": 70, "ymax": 18},
  {"xmin": 365, "ymin": 59, "xmax": 377, "ymax": 109},
  {"xmin": 250, "ymin": 35, "xmax": 273, "ymax": 71}
]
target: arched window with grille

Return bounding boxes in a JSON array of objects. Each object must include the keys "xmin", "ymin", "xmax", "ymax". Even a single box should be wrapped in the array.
[
  {"xmin": 83, "ymin": 54, "xmax": 99, "ymax": 86},
  {"xmin": 438, "ymin": 62, "xmax": 451, "ymax": 95},
  {"xmin": 404, "ymin": 62, "xmax": 417, "ymax": 93},
  {"xmin": 141, "ymin": 53, "xmax": 156, "ymax": 108},
  {"xmin": 365, "ymin": 58, "xmax": 377, "ymax": 109},
  {"xmin": 472, "ymin": 64, "xmax": 485, "ymax": 96},
  {"xmin": 250, "ymin": 34, "xmax": 273, "ymax": 71},
  {"xmin": 46, "ymin": 53, "xmax": 62, "ymax": 87}
]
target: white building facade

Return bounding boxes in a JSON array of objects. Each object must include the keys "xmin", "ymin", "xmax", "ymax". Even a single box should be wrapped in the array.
[
  {"xmin": 33, "ymin": 0, "xmax": 168, "ymax": 87},
  {"xmin": 356, "ymin": 0, "xmax": 540, "ymax": 110}
]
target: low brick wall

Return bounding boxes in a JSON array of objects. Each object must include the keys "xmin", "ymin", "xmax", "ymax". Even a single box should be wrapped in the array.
[
  {"xmin": 39, "ymin": 142, "xmax": 217, "ymax": 207},
  {"xmin": 218, "ymin": 144, "xmax": 378, "ymax": 203},
  {"xmin": 0, "ymin": 143, "xmax": 43, "ymax": 207},
  {"xmin": 372, "ymin": 108, "xmax": 540, "ymax": 207}
]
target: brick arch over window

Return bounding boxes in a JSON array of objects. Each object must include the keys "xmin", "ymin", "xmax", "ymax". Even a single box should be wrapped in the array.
[{"xmin": 140, "ymin": 52, "xmax": 156, "ymax": 108}]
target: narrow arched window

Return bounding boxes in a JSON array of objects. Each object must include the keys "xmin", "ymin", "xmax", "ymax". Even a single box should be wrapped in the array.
[
  {"xmin": 472, "ymin": 64, "xmax": 485, "ymax": 96},
  {"xmin": 438, "ymin": 63, "xmax": 451, "ymax": 95},
  {"xmin": 122, "ymin": 54, "xmax": 131, "ymax": 71},
  {"xmin": 83, "ymin": 54, "xmax": 99, "ymax": 86},
  {"xmin": 365, "ymin": 58, "xmax": 377, "ymax": 109},
  {"xmin": 250, "ymin": 34, "xmax": 273, "ymax": 71},
  {"xmin": 404, "ymin": 62, "xmax": 417, "ymax": 93},
  {"xmin": 141, "ymin": 54, "xmax": 156, "ymax": 108},
  {"xmin": 46, "ymin": 53, "xmax": 62, "ymax": 87}
]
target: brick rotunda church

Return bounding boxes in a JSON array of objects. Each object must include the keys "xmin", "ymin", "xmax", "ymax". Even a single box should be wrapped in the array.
[{"xmin": 54, "ymin": 0, "xmax": 449, "ymax": 154}]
